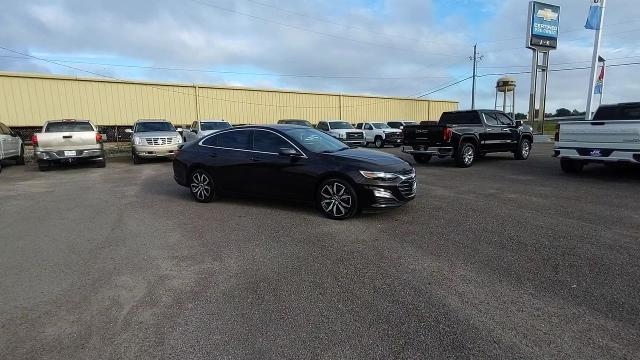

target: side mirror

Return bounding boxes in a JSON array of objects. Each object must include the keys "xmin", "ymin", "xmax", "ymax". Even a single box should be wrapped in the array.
[
  {"xmin": 279, "ymin": 148, "xmax": 299, "ymax": 157},
  {"xmin": 124, "ymin": 129, "xmax": 133, "ymax": 134},
  {"xmin": 514, "ymin": 120, "xmax": 523, "ymax": 127}
]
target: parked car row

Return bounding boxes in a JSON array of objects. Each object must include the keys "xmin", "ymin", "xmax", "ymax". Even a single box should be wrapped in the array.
[{"xmin": 0, "ymin": 122, "xmax": 25, "ymax": 173}]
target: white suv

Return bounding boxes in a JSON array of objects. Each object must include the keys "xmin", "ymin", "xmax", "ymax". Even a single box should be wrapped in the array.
[
  {"xmin": 316, "ymin": 120, "xmax": 366, "ymax": 147},
  {"xmin": 355, "ymin": 122, "xmax": 403, "ymax": 148},
  {"xmin": 184, "ymin": 120, "xmax": 232, "ymax": 142}
]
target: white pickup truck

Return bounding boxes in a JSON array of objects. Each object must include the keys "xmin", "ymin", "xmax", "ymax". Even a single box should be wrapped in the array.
[
  {"xmin": 554, "ymin": 102, "xmax": 640, "ymax": 173},
  {"xmin": 32, "ymin": 119, "xmax": 106, "ymax": 171},
  {"xmin": 355, "ymin": 122, "xmax": 403, "ymax": 148}
]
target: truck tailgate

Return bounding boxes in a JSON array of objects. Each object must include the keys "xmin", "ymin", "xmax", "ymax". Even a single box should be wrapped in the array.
[
  {"xmin": 36, "ymin": 132, "xmax": 100, "ymax": 151},
  {"xmin": 559, "ymin": 121, "xmax": 640, "ymax": 148},
  {"xmin": 403, "ymin": 125, "xmax": 448, "ymax": 146}
]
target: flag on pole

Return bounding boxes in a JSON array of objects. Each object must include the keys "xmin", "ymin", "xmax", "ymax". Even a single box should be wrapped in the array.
[
  {"xmin": 594, "ymin": 63, "xmax": 605, "ymax": 94},
  {"xmin": 585, "ymin": 0, "xmax": 604, "ymax": 30}
]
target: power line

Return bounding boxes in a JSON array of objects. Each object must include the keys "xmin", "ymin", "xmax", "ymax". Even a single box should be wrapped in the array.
[
  {"xmin": 243, "ymin": 0, "xmax": 468, "ymax": 51},
  {"xmin": 416, "ymin": 76, "xmax": 473, "ymax": 98},
  {"xmin": 0, "ymin": 45, "xmax": 445, "ymax": 109},
  {"xmin": 0, "ymin": 54, "xmax": 451, "ymax": 80},
  {"xmin": 186, "ymin": 0, "xmax": 465, "ymax": 58}
]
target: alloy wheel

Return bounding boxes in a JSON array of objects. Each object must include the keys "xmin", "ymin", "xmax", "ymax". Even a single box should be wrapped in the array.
[
  {"xmin": 320, "ymin": 181, "xmax": 353, "ymax": 218},
  {"xmin": 463, "ymin": 146, "xmax": 474, "ymax": 165},
  {"xmin": 521, "ymin": 141, "xmax": 531, "ymax": 158},
  {"xmin": 190, "ymin": 170, "xmax": 214, "ymax": 202}
]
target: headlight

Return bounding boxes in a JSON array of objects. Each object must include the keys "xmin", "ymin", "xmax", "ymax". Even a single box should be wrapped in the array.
[
  {"xmin": 133, "ymin": 137, "xmax": 142, "ymax": 145},
  {"xmin": 359, "ymin": 170, "xmax": 398, "ymax": 181},
  {"xmin": 337, "ymin": 133, "xmax": 345, "ymax": 139}
]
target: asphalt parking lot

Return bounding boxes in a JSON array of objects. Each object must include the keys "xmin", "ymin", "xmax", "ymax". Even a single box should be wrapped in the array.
[{"xmin": 1, "ymin": 143, "xmax": 639, "ymax": 359}]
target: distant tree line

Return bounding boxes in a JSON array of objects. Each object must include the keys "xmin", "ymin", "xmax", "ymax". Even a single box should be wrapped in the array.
[{"xmin": 513, "ymin": 108, "xmax": 586, "ymax": 120}]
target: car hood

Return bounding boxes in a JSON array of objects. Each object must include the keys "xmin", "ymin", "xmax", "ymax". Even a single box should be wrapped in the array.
[
  {"xmin": 133, "ymin": 131, "xmax": 180, "ymax": 138},
  {"xmin": 329, "ymin": 148, "xmax": 411, "ymax": 170}
]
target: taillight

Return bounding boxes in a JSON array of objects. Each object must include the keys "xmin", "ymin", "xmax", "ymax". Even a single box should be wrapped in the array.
[
  {"xmin": 31, "ymin": 134, "xmax": 38, "ymax": 147},
  {"xmin": 443, "ymin": 127, "xmax": 453, "ymax": 143},
  {"xmin": 554, "ymin": 123, "xmax": 560, "ymax": 142},
  {"xmin": 96, "ymin": 132, "xmax": 103, "ymax": 143}
]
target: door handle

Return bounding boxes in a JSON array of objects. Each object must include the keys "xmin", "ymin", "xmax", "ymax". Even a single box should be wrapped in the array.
[
  {"xmin": 63, "ymin": 135, "xmax": 73, "ymax": 139},
  {"xmin": 486, "ymin": 128, "xmax": 494, "ymax": 132},
  {"xmin": 501, "ymin": 128, "xmax": 511, "ymax": 132}
]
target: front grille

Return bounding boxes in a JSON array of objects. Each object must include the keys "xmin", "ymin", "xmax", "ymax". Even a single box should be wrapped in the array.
[
  {"xmin": 386, "ymin": 132, "xmax": 402, "ymax": 139},
  {"xmin": 346, "ymin": 132, "xmax": 364, "ymax": 140},
  {"xmin": 145, "ymin": 137, "xmax": 174, "ymax": 146},
  {"xmin": 398, "ymin": 179, "xmax": 417, "ymax": 198}
]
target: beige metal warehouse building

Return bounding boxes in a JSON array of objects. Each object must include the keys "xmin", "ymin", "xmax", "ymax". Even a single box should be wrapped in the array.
[{"xmin": 0, "ymin": 72, "xmax": 458, "ymax": 127}]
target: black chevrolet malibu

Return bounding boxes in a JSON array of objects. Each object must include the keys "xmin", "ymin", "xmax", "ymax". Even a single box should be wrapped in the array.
[{"xmin": 173, "ymin": 125, "xmax": 416, "ymax": 220}]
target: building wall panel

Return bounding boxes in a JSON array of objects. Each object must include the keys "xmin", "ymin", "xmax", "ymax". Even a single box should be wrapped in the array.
[{"xmin": 0, "ymin": 72, "xmax": 457, "ymax": 127}]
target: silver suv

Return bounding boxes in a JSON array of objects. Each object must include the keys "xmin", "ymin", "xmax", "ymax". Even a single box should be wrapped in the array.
[{"xmin": 126, "ymin": 119, "xmax": 183, "ymax": 164}]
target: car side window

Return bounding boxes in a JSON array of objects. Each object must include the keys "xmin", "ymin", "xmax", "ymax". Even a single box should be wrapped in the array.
[
  {"xmin": 483, "ymin": 113, "xmax": 500, "ymax": 126},
  {"xmin": 355, "ymin": 123, "xmax": 363, "ymax": 129},
  {"xmin": 253, "ymin": 130, "xmax": 291, "ymax": 153},
  {"xmin": 496, "ymin": 113, "xmax": 514, "ymax": 126},
  {"xmin": 201, "ymin": 134, "xmax": 217, "ymax": 146},
  {"xmin": 364, "ymin": 124, "xmax": 373, "ymax": 130},
  {"xmin": 317, "ymin": 122, "xmax": 328, "ymax": 131},
  {"xmin": 209, "ymin": 130, "xmax": 251, "ymax": 150}
]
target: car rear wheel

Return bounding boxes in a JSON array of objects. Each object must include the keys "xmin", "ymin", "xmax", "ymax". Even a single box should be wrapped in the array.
[
  {"xmin": 515, "ymin": 138, "xmax": 532, "ymax": 160},
  {"xmin": 560, "ymin": 158, "xmax": 584, "ymax": 174},
  {"xmin": 317, "ymin": 178, "xmax": 358, "ymax": 220},
  {"xmin": 456, "ymin": 142, "xmax": 476, "ymax": 168},
  {"xmin": 190, "ymin": 169, "xmax": 218, "ymax": 203},
  {"xmin": 16, "ymin": 144, "xmax": 25, "ymax": 165},
  {"xmin": 413, "ymin": 154, "xmax": 432, "ymax": 164},
  {"xmin": 374, "ymin": 136, "xmax": 384, "ymax": 148}
]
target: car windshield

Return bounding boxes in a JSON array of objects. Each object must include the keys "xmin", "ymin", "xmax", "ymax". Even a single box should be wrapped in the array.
[
  {"xmin": 45, "ymin": 121, "xmax": 94, "ymax": 132},
  {"xmin": 201, "ymin": 122, "xmax": 232, "ymax": 131},
  {"xmin": 404, "ymin": 121, "xmax": 417, "ymax": 126},
  {"xmin": 135, "ymin": 122, "xmax": 176, "ymax": 132},
  {"xmin": 372, "ymin": 123, "xmax": 391, "ymax": 129},
  {"xmin": 328, "ymin": 121, "xmax": 353, "ymax": 130},
  {"xmin": 283, "ymin": 128, "xmax": 349, "ymax": 153},
  {"xmin": 281, "ymin": 120, "xmax": 312, "ymax": 127}
]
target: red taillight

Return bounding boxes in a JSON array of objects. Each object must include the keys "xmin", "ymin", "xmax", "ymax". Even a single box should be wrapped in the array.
[
  {"xmin": 554, "ymin": 123, "xmax": 560, "ymax": 142},
  {"xmin": 96, "ymin": 132, "xmax": 103, "ymax": 143},
  {"xmin": 31, "ymin": 134, "xmax": 38, "ymax": 147},
  {"xmin": 443, "ymin": 127, "xmax": 453, "ymax": 143}
]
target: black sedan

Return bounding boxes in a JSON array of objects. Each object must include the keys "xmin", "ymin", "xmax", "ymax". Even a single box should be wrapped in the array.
[{"xmin": 173, "ymin": 125, "xmax": 416, "ymax": 219}]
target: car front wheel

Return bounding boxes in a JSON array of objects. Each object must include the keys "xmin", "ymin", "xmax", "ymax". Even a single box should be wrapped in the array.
[
  {"xmin": 515, "ymin": 138, "xmax": 532, "ymax": 160},
  {"xmin": 374, "ymin": 137, "xmax": 384, "ymax": 148},
  {"xmin": 317, "ymin": 178, "xmax": 358, "ymax": 220},
  {"xmin": 190, "ymin": 169, "xmax": 218, "ymax": 203}
]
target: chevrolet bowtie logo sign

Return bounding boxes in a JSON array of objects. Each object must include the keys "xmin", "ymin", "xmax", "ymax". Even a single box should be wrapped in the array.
[{"xmin": 536, "ymin": 8, "xmax": 559, "ymax": 22}]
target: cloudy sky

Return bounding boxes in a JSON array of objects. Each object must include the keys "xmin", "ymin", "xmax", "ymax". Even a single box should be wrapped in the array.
[{"xmin": 1, "ymin": 0, "xmax": 639, "ymax": 113}]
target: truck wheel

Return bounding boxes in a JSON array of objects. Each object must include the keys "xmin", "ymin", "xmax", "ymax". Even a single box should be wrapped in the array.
[
  {"xmin": 456, "ymin": 142, "xmax": 476, "ymax": 168},
  {"xmin": 374, "ymin": 136, "xmax": 384, "ymax": 148},
  {"xmin": 16, "ymin": 144, "xmax": 25, "ymax": 165},
  {"xmin": 560, "ymin": 158, "xmax": 584, "ymax": 174},
  {"xmin": 413, "ymin": 154, "xmax": 432, "ymax": 164},
  {"xmin": 515, "ymin": 138, "xmax": 532, "ymax": 160},
  {"xmin": 132, "ymin": 152, "xmax": 142, "ymax": 165}
]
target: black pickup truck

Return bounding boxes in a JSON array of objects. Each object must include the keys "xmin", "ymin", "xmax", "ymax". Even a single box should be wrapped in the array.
[{"xmin": 402, "ymin": 110, "xmax": 534, "ymax": 167}]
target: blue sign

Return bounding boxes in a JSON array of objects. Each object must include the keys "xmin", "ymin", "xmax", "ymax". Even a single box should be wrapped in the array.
[{"xmin": 528, "ymin": 2, "xmax": 560, "ymax": 50}]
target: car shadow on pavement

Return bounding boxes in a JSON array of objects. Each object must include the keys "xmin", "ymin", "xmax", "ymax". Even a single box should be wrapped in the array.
[{"xmin": 565, "ymin": 164, "xmax": 640, "ymax": 181}]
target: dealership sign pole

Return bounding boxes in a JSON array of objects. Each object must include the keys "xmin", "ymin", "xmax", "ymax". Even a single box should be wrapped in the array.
[{"xmin": 526, "ymin": 2, "xmax": 560, "ymax": 134}]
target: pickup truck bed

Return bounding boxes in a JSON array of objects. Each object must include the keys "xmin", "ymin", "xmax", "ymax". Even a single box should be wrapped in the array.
[{"xmin": 555, "ymin": 103, "xmax": 640, "ymax": 173}]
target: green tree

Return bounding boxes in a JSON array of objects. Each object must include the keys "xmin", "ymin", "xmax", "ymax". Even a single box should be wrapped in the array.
[
  {"xmin": 514, "ymin": 113, "xmax": 527, "ymax": 120},
  {"xmin": 555, "ymin": 108, "xmax": 572, "ymax": 117}
]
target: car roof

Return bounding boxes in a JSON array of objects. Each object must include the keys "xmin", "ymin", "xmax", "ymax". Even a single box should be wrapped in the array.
[
  {"xmin": 136, "ymin": 119, "xmax": 170, "ymax": 123},
  {"xmin": 200, "ymin": 119, "xmax": 228, "ymax": 122},
  {"xmin": 232, "ymin": 124, "xmax": 309, "ymax": 131}
]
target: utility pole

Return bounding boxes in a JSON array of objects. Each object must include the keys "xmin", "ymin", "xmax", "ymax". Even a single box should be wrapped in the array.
[{"xmin": 470, "ymin": 44, "xmax": 483, "ymax": 109}]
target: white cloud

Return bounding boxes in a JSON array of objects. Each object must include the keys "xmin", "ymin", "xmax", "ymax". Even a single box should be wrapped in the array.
[{"xmin": 0, "ymin": 0, "xmax": 638, "ymax": 113}]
